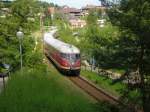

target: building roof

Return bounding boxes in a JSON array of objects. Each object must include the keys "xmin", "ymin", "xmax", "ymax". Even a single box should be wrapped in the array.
[
  {"xmin": 82, "ymin": 4, "xmax": 106, "ymax": 10},
  {"xmin": 61, "ymin": 6, "xmax": 81, "ymax": 14},
  {"xmin": 44, "ymin": 30, "xmax": 80, "ymax": 54}
]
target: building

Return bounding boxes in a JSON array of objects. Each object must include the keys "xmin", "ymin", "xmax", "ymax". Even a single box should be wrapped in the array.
[
  {"xmin": 59, "ymin": 6, "xmax": 82, "ymax": 18},
  {"xmin": 69, "ymin": 19, "xmax": 86, "ymax": 29},
  {"xmin": 97, "ymin": 19, "xmax": 106, "ymax": 27},
  {"xmin": 0, "ymin": 8, "xmax": 11, "ymax": 18},
  {"xmin": 48, "ymin": 7, "xmax": 55, "ymax": 19},
  {"xmin": 82, "ymin": 4, "xmax": 106, "ymax": 16},
  {"xmin": 48, "ymin": 7, "xmax": 55, "ymax": 14}
]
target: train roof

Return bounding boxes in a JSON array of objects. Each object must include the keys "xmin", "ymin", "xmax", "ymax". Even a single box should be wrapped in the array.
[{"xmin": 44, "ymin": 32, "xmax": 80, "ymax": 54}]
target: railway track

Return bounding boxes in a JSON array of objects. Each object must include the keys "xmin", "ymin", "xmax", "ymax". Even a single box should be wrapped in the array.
[
  {"xmin": 69, "ymin": 76, "xmax": 143, "ymax": 112},
  {"xmin": 46, "ymin": 58, "xmax": 119, "ymax": 104},
  {"xmin": 46, "ymin": 57, "xmax": 143, "ymax": 112},
  {"xmin": 46, "ymin": 56, "xmax": 119, "ymax": 104},
  {"xmin": 69, "ymin": 76, "xmax": 119, "ymax": 105}
]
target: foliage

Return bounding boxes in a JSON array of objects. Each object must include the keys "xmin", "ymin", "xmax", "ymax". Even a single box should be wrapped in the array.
[
  {"xmin": 106, "ymin": 0, "xmax": 150, "ymax": 111},
  {"xmin": 0, "ymin": 0, "xmax": 12, "ymax": 8},
  {"xmin": 86, "ymin": 10, "xmax": 98, "ymax": 25},
  {"xmin": 81, "ymin": 70, "xmax": 126, "ymax": 96},
  {"xmin": 0, "ymin": 0, "xmax": 41, "ymax": 70},
  {"xmin": 56, "ymin": 21, "xmax": 76, "ymax": 44},
  {"xmin": 90, "ymin": 25, "xmax": 121, "ymax": 68},
  {"xmin": 43, "ymin": 11, "xmax": 52, "ymax": 26},
  {"xmin": 81, "ymin": 10, "xmax": 99, "ymax": 57},
  {"xmin": 85, "ymin": 15, "xmax": 122, "ymax": 69}
]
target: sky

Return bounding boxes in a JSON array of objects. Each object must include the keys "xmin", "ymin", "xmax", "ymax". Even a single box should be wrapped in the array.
[{"xmin": 41, "ymin": 0, "xmax": 102, "ymax": 8}]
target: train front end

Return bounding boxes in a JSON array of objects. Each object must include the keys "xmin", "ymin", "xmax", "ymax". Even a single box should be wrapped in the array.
[{"xmin": 59, "ymin": 53, "xmax": 81, "ymax": 75}]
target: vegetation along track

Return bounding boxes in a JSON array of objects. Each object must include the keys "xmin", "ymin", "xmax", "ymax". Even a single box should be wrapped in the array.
[
  {"xmin": 46, "ymin": 57, "xmax": 142, "ymax": 112},
  {"xmin": 69, "ymin": 76, "xmax": 120, "ymax": 105},
  {"xmin": 46, "ymin": 56, "xmax": 119, "ymax": 105}
]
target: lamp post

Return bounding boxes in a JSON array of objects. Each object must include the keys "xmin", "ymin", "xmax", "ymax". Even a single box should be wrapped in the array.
[{"xmin": 16, "ymin": 30, "xmax": 24, "ymax": 71}]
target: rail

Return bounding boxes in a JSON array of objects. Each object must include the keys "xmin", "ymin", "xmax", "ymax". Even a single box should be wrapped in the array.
[
  {"xmin": 46, "ymin": 55, "xmax": 143, "ymax": 112},
  {"xmin": 69, "ymin": 76, "xmax": 120, "ymax": 104}
]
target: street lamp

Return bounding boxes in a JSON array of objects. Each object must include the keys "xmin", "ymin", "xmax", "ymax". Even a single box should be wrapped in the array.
[{"xmin": 16, "ymin": 30, "xmax": 24, "ymax": 71}]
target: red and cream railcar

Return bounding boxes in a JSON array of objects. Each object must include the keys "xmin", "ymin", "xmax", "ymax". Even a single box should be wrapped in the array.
[{"xmin": 44, "ymin": 33, "xmax": 81, "ymax": 75}]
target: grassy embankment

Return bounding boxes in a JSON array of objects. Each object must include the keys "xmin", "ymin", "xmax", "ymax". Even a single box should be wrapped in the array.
[
  {"xmin": 80, "ymin": 70, "xmax": 141, "ymax": 105},
  {"xmin": 81, "ymin": 70, "xmax": 125, "ymax": 97},
  {"xmin": 0, "ymin": 65, "xmax": 103, "ymax": 112}
]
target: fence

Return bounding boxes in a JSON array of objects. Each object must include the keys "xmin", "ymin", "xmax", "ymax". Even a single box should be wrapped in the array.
[
  {"xmin": 0, "ymin": 71, "xmax": 10, "ymax": 92},
  {"xmin": 82, "ymin": 65, "xmax": 122, "ymax": 80}
]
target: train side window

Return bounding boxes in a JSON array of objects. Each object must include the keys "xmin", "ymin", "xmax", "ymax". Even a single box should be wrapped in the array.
[
  {"xmin": 61, "ymin": 53, "xmax": 65, "ymax": 58},
  {"xmin": 70, "ymin": 54, "xmax": 80, "ymax": 60},
  {"xmin": 61, "ymin": 53, "xmax": 68, "ymax": 59},
  {"xmin": 76, "ymin": 54, "xmax": 80, "ymax": 59},
  {"xmin": 61, "ymin": 53, "xmax": 80, "ymax": 59}
]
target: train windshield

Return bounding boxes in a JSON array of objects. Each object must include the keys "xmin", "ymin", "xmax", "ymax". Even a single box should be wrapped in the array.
[
  {"xmin": 70, "ymin": 54, "xmax": 80, "ymax": 60},
  {"xmin": 61, "ymin": 53, "xmax": 80, "ymax": 61}
]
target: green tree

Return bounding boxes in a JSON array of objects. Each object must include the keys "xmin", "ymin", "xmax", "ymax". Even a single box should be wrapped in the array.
[
  {"xmin": 85, "ymin": 10, "xmax": 121, "ymax": 69},
  {"xmin": 84, "ymin": 10, "xmax": 99, "ymax": 57},
  {"xmin": 0, "ymin": 0, "xmax": 40, "ymax": 70},
  {"xmin": 104, "ymin": 0, "xmax": 150, "ymax": 111}
]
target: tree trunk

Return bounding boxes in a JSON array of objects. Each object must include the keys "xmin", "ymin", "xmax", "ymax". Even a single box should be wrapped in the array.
[{"xmin": 137, "ymin": 43, "xmax": 149, "ymax": 112}]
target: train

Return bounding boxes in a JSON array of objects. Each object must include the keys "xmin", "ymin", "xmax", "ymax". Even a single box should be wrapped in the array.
[{"xmin": 44, "ymin": 30, "xmax": 81, "ymax": 75}]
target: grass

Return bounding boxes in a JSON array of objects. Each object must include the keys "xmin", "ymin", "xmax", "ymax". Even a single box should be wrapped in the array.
[
  {"xmin": 0, "ymin": 66, "xmax": 108, "ymax": 112},
  {"xmin": 81, "ymin": 70, "xmax": 126, "ymax": 97},
  {"xmin": 80, "ymin": 70, "xmax": 142, "ymax": 106}
]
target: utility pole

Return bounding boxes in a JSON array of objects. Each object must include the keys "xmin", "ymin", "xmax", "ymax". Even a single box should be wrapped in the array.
[{"xmin": 16, "ymin": 30, "xmax": 24, "ymax": 72}]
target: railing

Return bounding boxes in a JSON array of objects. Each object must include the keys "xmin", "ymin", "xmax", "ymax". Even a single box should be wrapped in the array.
[
  {"xmin": 0, "ymin": 71, "xmax": 10, "ymax": 91},
  {"xmin": 82, "ymin": 65, "xmax": 122, "ymax": 80},
  {"xmin": 82, "ymin": 65, "xmax": 142, "ymax": 85}
]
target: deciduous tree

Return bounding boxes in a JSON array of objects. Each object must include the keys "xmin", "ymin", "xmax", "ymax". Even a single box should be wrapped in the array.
[{"xmin": 100, "ymin": 0, "xmax": 150, "ymax": 111}]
